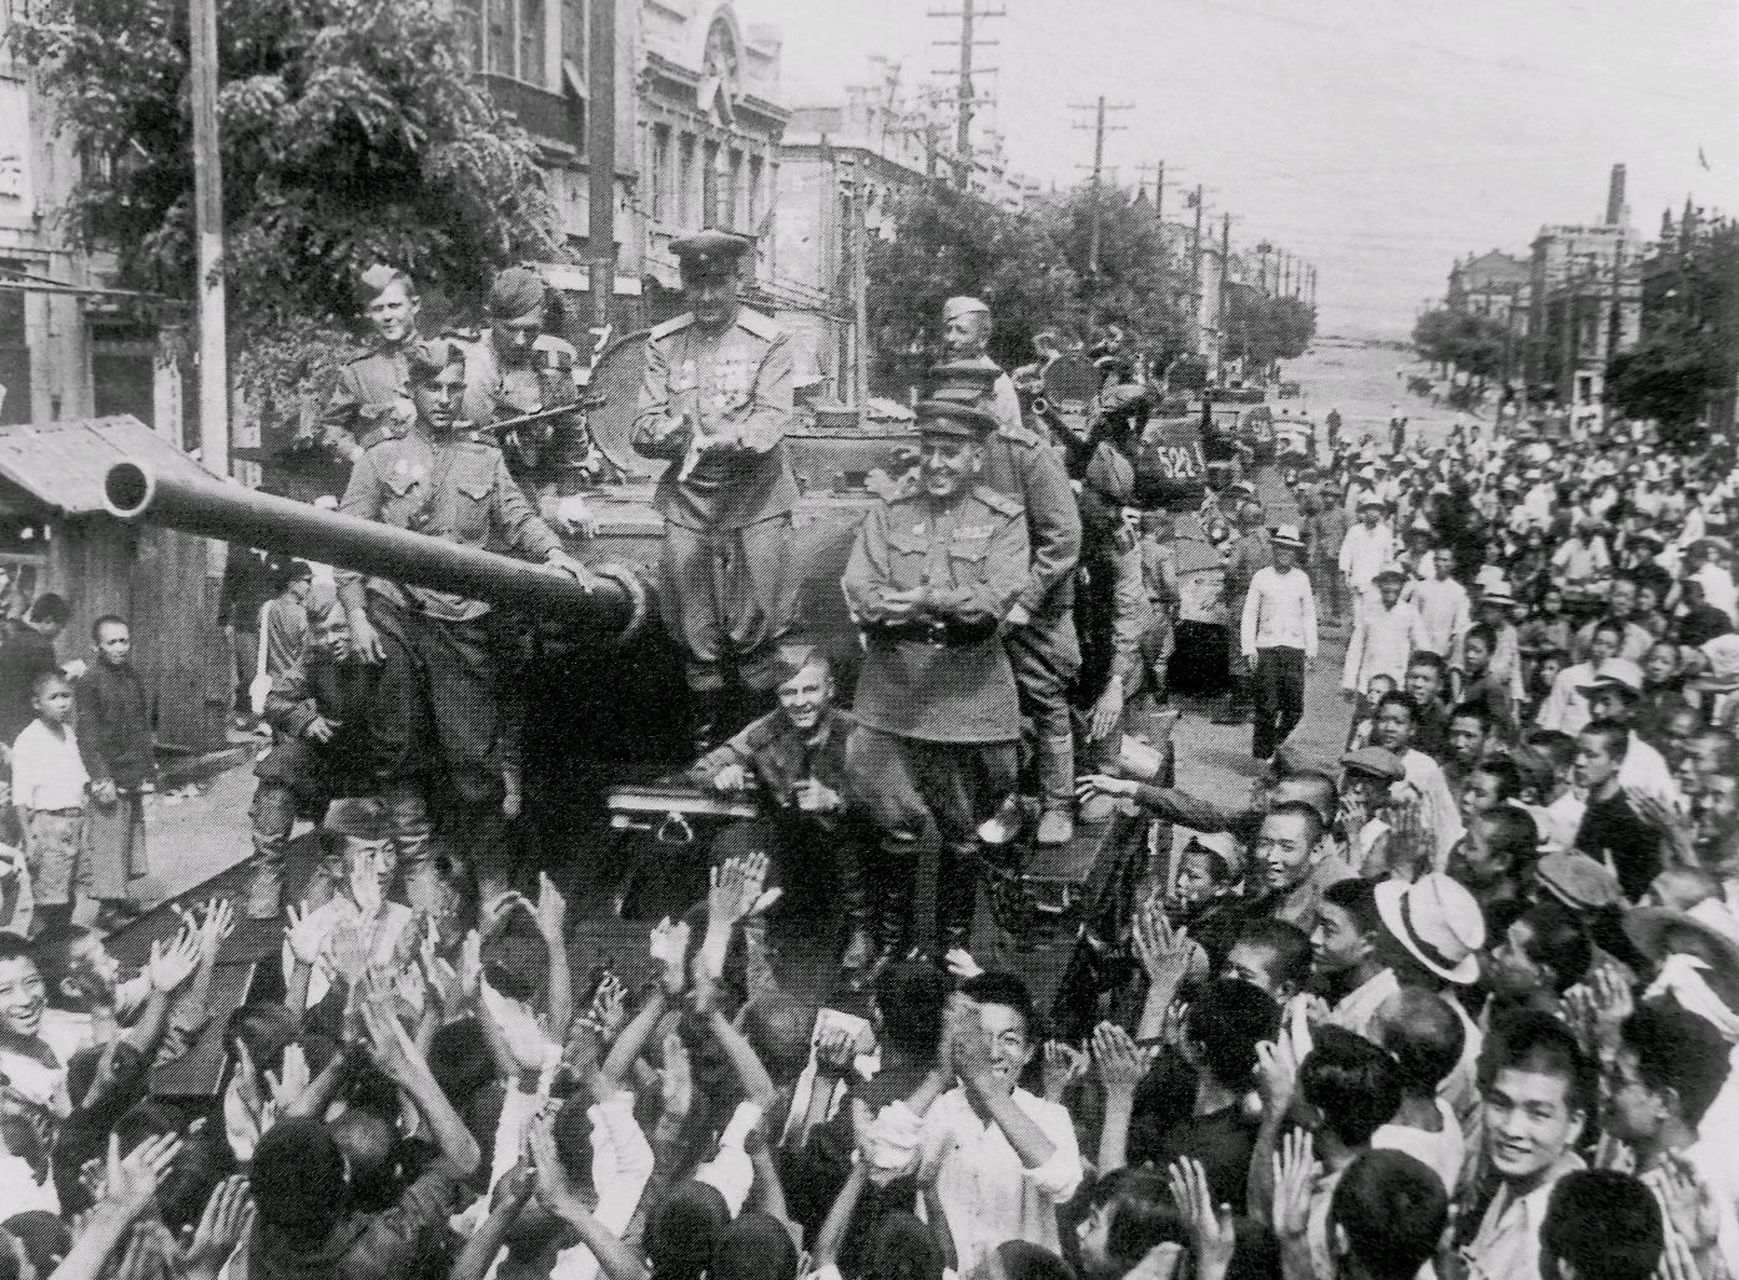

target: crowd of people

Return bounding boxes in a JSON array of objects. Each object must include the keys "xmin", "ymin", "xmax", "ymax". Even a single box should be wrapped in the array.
[{"xmin": 0, "ymin": 226, "xmax": 1737, "ymax": 1280}]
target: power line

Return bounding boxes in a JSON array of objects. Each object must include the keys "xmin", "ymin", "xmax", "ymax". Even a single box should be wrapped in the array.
[{"xmin": 927, "ymin": 0, "xmax": 1005, "ymax": 191}]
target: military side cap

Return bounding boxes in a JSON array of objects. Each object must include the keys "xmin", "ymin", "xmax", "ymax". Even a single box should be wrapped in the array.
[
  {"xmin": 672, "ymin": 230, "xmax": 751, "ymax": 276},
  {"xmin": 355, "ymin": 263, "xmax": 410, "ymax": 306},
  {"xmin": 942, "ymin": 296, "xmax": 990, "ymax": 323},
  {"xmin": 488, "ymin": 266, "xmax": 548, "ymax": 318},
  {"xmin": 324, "ymin": 797, "xmax": 389, "ymax": 842},
  {"xmin": 914, "ymin": 400, "xmax": 998, "ymax": 440},
  {"xmin": 1340, "ymin": 746, "xmax": 1406, "ymax": 783},
  {"xmin": 408, "ymin": 336, "xmax": 468, "ymax": 377}
]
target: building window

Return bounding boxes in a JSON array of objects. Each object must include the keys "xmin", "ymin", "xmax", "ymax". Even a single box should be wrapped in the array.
[
  {"xmin": 677, "ymin": 133, "xmax": 696, "ymax": 228},
  {"xmin": 703, "ymin": 140, "xmax": 720, "ymax": 228},
  {"xmin": 464, "ymin": 0, "xmax": 546, "ymax": 85},
  {"xmin": 725, "ymin": 149, "xmax": 744, "ymax": 230},
  {"xmin": 651, "ymin": 125, "xmax": 671, "ymax": 222},
  {"xmin": 561, "ymin": 0, "xmax": 586, "ymax": 72}
]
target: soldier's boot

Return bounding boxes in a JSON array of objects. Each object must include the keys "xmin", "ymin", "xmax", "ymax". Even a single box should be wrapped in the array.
[
  {"xmin": 382, "ymin": 780, "xmax": 437, "ymax": 913},
  {"xmin": 875, "ymin": 840, "xmax": 918, "ymax": 960},
  {"xmin": 688, "ymin": 689, "xmax": 725, "ymax": 757},
  {"xmin": 837, "ymin": 847, "xmax": 876, "ymax": 972},
  {"xmin": 245, "ymin": 781, "xmax": 295, "ymax": 920},
  {"xmin": 1035, "ymin": 735, "xmax": 1076, "ymax": 845},
  {"xmin": 936, "ymin": 846, "xmax": 978, "ymax": 956},
  {"xmin": 977, "ymin": 795, "xmax": 1027, "ymax": 846}
]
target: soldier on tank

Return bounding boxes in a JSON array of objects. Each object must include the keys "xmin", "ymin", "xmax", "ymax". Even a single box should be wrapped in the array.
[
  {"xmin": 925, "ymin": 307, "xmax": 1082, "ymax": 847},
  {"xmin": 338, "ymin": 338, "xmax": 589, "ymax": 909},
  {"xmin": 452, "ymin": 266, "xmax": 605, "ymax": 536},
  {"xmin": 842, "ymin": 400, "xmax": 1029, "ymax": 958},
  {"xmin": 632, "ymin": 230, "xmax": 797, "ymax": 752},
  {"xmin": 243, "ymin": 604, "xmax": 383, "ymax": 919},
  {"xmin": 318, "ymin": 265, "xmax": 422, "ymax": 461}
]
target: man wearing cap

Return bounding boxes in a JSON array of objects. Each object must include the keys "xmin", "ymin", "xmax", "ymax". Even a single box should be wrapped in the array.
[
  {"xmin": 1338, "ymin": 495, "xmax": 1396, "ymax": 611},
  {"xmin": 931, "ymin": 304, "xmax": 1083, "ymax": 845},
  {"xmin": 633, "ymin": 230, "xmax": 797, "ymax": 750},
  {"xmin": 1342, "ymin": 567, "xmax": 1422, "ymax": 721},
  {"xmin": 454, "ymin": 266, "xmax": 600, "ymax": 533},
  {"xmin": 1339, "ymin": 746, "xmax": 1407, "ymax": 878},
  {"xmin": 340, "ymin": 338, "xmax": 589, "ymax": 908},
  {"xmin": 1575, "ymin": 660, "xmax": 1680, "ymax": 808},
  {"xmin": 1241, "ymin": 524, "xmax": 1318, "ymax": 762},
  {"xmin": 842, "ymin": 400, "xmax": 1028, "ymax": 956},
  {"xmin": 319, "ymin": 265, "xmax": 423, "ymax": 461},
  {"xmin": 1216, "ymin": 501, "xmax": 1274, "ymax": 726}
]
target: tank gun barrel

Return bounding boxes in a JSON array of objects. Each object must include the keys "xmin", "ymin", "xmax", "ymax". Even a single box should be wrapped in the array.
[{"xmin": 102, "ymin": 462, "xmax": 649, "ymax": 641}]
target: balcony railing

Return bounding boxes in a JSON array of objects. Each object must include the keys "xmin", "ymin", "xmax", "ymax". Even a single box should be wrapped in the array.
[{"xmin": 481, "ymin": 74, "xmax": 580, "ymax": 150}]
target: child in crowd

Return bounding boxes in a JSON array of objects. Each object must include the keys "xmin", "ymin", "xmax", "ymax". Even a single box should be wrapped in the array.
[
  {"xmin": 1167, "ymin": 831, "xmax": 1245, "ymax": 970},
  {"xmin": 1345, "ymin": 673, "xmax": 1395, "ymax": 750},
  {"xmin": 1522, "ymin": 647, "xmax": 1568, "ymax": 725},
  {"xmin": 1454, "ymin": 625, "xmax": 1515, "ymax": 736},
  {"xmin": 12, "ymin": 672, "xmax": 88, "ymax": 935},
  {"xmin": 75, "ymin": 616, "xmax": 153, "ymax": 932}
]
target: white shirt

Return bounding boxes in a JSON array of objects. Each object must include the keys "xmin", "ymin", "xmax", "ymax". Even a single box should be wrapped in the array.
[
  {"xmin": 1534, "ymin": 661, "xmax": 1598, "ymax": 735},
  {"xmin": 1409, "ymin": 576, "xmax": 1471, "ymax": 659},
  {"xmin": 1374, "ymin": 1097, "xmax": 1465, "ymax": 1194},
  {"xmin": 11, "ymin": 720, "xmax": 88, "ymax": 812},
  {"xmin": 1401, "ymin": 749, "xmax": 1464, "ymax": 866},
  {"xmin": 1342, "ymin": 597, "xmax": 1422, "ymax": 692},
  {"xmin": 919, "ymin": 1086, "xmax": 1084, "ymax": 1274},
  {"xmin": 1241, "ymin": 565, "xmax": 1318, "ymax": 660},
  {"xmin": 1339, "ymin": 523, "xmax": 1397, "ymax": 595},
  {"xmin": 1619, "ymin": 731, "xmax": 1680, "ymax": 810},
  {"xmin": 1464, "ymin": 1154, "xmax": 1584, "ymax": 1280},
  {"xmin": 1693, "ymin": 562, "xmax": 1739, "ymax": 624},
  {"xmin": 1328, "ymin": 967, "xmax": 1400, "ymax": 1039}
]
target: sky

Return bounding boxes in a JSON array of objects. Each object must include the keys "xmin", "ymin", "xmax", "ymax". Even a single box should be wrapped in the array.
[{"xmin": 739, "ymin": 0, "xmax": 1739, "ymax": 337}]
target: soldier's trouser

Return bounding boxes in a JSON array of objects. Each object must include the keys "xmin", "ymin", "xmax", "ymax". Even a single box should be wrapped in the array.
[
  {"xmin": 1252, "ymin": 646, "xmax": 1306, "ymax": 761},
  {"xmin": 1005, "ymin": 612, "xmax": 1082, "ymax": 811},
  {"xmin": 368, "ymin": 595, "xmax": 509, "ymax": 901},
  {"xmin": 845, "ymin": 726, "xmax": 1016, "ymax": 952},
  {"xmin": 250, "ymin": 779, "xmax": 328, "ymax": 879},
  {"xmin": 661, "ymin": 516, "xmax": 797, "ymax": 693}
]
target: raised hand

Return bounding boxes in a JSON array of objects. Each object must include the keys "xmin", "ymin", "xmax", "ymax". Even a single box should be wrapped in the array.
[
  {"xmin": 1271, "ymin": 1127, "xmax": 1317, "ymax": 1242},
  {"xmin": 419, "ymin": 925, "xmax": 460, "ymax": 1012},
  {"xmin": 183, "ymin": 1175, "xmax": 255, "ymax": 1280},
  {"xmin": 491, "ymin": 992, "xmax": 557, "ymax": 1077},
  {"xmin": 944, "ymin": 948, "xmax": 984, "ymax": 979},
  {"xmin": 535, "ymin": 872, "xmax": 568, "ymax": 943},
  {"xmin": 1092, "ymin": 1021, "xmax": 1150, "ymax": 1099},
  {"xmin": 105, "ymin": 1130, "xmax": 180, "ymax": 1219},
  {"xmin": 648, "ymin": 916, "xmax": 691, "ymax": 995},
  {"xmin": 1168, "ymin": 1156, "xmax": 1238, "ymax": 1280},
  {"xmin": 1041, "ymin": 1040, "xmax": 1088, "ymax": 1102},
  {"xmin": 1254, "ymin": 1038, "xmax": 1299, "ymax": 1116},
  {"xmin": 659, "ymin": 1030, "xmax": 693, "ymax": 1118},
  {"xmin": 528, "ymin": 1112, "xmax": 579, "ymax": 1215},
  {"xmin": 263, "ymin": 1042, "xmax": 311, "ymax": 1111},
  {"xmin": 284, "ymin": 902, "xmax": 326, "ymax": 969},
  {"xmin": 457, "ymin": 929, "xmax": 484, "ymax": 1008},
  {"xmin": 1644, "ymin": 1154, "xmax": 1722, "ymax": 1258},
  {"xmin": 147, "ymin": 932, "xmax": 203, "ymax": 995},
  {"xmin": 590, "ymin": 973, "xmax": 627, "ymax": 1042},
  {"xmin": 950, "ymin": 1017, "xmax": 998, "ymax": 1093},
  {"xmin": 1076, "ymin": 773, "xmax": 1138, "ymax": 803},
  {"xmin": 814, "ymin": 1027, "xmax": 858, "ymax": 1080},
  {"xmin": 1132, "ymin": 896, "xmax": 1201, "ymax": 989}
]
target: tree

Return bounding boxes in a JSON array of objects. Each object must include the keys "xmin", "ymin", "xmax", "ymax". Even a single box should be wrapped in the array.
[
  {"xmin": 1412, "ymin": 306, "xmax": 1505, "ymax": 387},
  {"xmin": 1227, "ymin": 290, "xmax": 1315, "ymax": 372},
  {"xmin": 866, "ymin": 182, "xmax": 1079, "ymax": 375},
  {"xmin": 8, "ymin": 0, "xmax": 560, "ymax": 438}
]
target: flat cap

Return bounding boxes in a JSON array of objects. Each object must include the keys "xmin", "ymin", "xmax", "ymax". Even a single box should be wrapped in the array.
[
  {"xmin": 672, "ymin": 230, "xmax": 752, "ymax": 275},
  {"xmin": 914, "ymin": 400, "xmax": 999, "ymax": 440},
  {"xmin": 1340, "ymin": 746, "xmax": 1406, "ymax": 783},
  {"xmin": 1534, "ymin": 851, "xmax": 1621, "ymax": 910}
]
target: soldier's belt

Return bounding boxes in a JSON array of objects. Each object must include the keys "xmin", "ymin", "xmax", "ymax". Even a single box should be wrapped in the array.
[{"xmin": 865, "ymin": 618, "xmax": 998, "ymax": 647}]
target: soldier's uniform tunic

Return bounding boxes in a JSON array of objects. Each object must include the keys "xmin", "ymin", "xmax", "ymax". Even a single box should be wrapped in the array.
[
  {"xmin": 842, "ymin": 481, "xmax": 1029, "ymax": 953},
  {"xmin": 319, "ymin": 345, "xmax": 416, "ymax": 458},
  {"xmin": 632, "ymin": 306, "xmax": 797, "ymax": 692},
  {"xmin": 338, "ymin": 421, "xmax": 563, "ymax": 885},
  {"xmin": 454, "ymin": 330, "xmax": 598, "ymax": 498}
]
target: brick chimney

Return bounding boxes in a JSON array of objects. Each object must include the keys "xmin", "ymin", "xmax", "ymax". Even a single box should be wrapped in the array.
[{"xmin": 1605, "ymin": 164, "xmax": 1627, "ymax": 226}]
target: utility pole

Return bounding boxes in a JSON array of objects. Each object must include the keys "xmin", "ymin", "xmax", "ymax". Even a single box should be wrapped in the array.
[
  {"xmin": 1216, "ymin": 211, "xmax": 1231, "ymax": 380},
  {"xmin": 928, "ymin": 0, "xmax": 1002, "ymax": 191},
  {"xmin": 1070, "ymin": 96, "xmax": 1131, "ymax": 329},
  {"xmin": 587, "ymin": 0, "xmax": 616, "ymax": 330},
  {"xmin": 1189, "ymin": 184, "xmax": 1204, "ymax": 351},
  {"xmin": 189, "ymin": 0, "xmax": 225, "ymax": 479},
  {"xmin": 847, "ymin": 156, "xmax": 870, "ymax": 408}
]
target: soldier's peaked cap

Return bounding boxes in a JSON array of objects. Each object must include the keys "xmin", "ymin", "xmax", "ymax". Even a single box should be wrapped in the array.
[
  {"xmin": 673, "ymin": 230, "xmax": 752, "ymax": 275},
  {"xmin": 914, "ymin": 400, "xmax": 999, "ymax": 440},
  {"xmin": 942, "ymin": 296, "xmax": 990, "ymax": 322}
]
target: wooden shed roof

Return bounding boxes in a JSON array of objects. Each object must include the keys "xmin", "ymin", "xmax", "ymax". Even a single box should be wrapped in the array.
[{"xmin": 0, "ymin": 416, "xmax": 211, "ymax": 518}]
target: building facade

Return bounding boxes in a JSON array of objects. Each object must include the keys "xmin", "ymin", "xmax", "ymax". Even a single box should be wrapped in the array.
[
  {"xmin": 1525, "ymin": 222, "xmax": 1642, "ymax": 414},
  {"xmin": 1447, "ymin": 250, "xmax": 1531, "ymax": 322},
  {"xmin": 451, "ymin": 0, "xmax": 788, "ymax": 336}
]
